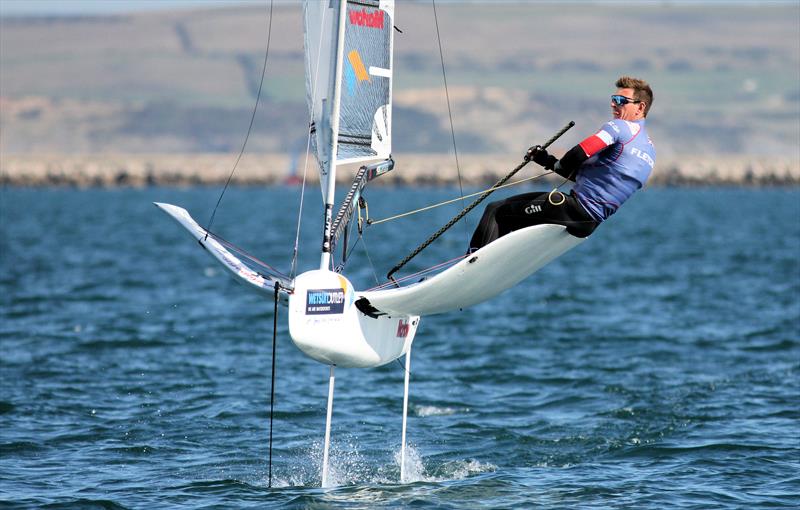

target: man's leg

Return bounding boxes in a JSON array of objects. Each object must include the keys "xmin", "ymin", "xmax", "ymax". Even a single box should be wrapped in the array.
[
  {"xmin": 469, "ymin": 191, "xmax": 598, "ymax": 252},
  {"xmin": 469, "ymin": 200, "xmax": 505, "ymax": 251},
  {"xmin": 495, "ymin": 191, "xmax": 598, "ymax": 238}
]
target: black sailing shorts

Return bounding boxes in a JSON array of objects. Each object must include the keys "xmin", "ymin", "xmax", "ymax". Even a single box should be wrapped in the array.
[{"xmin": 469, "ymin": 190, "xmax": 599, "ymax": 250}]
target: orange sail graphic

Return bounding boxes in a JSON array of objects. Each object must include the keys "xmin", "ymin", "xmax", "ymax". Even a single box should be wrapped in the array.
[{"xmin": 348, "ymin": 50, "xmax": 370, "ymax": 83}]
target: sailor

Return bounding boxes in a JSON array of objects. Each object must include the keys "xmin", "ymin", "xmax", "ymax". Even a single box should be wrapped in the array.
[{"xmin": 469, "ymin": 76, "xmax": 656, "ymax": 250}]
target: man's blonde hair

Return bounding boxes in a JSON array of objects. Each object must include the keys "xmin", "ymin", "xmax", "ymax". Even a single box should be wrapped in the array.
[{"xmin": 616, "ymin": 76, "xmax": 653, "ymax": 117}]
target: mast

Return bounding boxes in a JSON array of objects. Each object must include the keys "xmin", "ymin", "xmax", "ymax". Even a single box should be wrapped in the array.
[{"xmin": 320, "ymin": 0, "xmax": 349, "ymax": 271}]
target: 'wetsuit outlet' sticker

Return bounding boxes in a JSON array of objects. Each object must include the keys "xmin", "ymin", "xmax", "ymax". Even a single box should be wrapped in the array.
[{"xmin": 306, "ymin": 288, "xmax": 346, "ymax": 315}]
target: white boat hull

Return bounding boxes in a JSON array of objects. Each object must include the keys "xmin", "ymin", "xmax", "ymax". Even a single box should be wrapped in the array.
[
  {"xmin": 360, "ymin": 224, "xmax": 584, "ymax": 316},
  {"xmin": 288, "ymin": 269, "xmax": 418, "ymax": 368}
]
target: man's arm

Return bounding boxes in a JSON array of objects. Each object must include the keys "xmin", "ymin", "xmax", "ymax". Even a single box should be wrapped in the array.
[
  {"xmin": 531, "ymin": 124, "xmax": 618, "ymax": 181},
  {"xmin": 552, "ymin": 145, "xmax": 587, "ymax": 181}
]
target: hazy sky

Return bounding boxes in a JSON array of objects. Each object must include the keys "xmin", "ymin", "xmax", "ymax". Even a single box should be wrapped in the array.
[
  {"xmin": 0, "ymin": 0, "xmax": 262, "ymax": 16},
  {"xmin": 0, "ymin": 0, "xmax": 793, "ymax": 16}
]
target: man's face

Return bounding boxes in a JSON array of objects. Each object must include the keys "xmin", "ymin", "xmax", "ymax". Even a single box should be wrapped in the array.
[{"xmin": 611, "ymin": 87, "xmax": 646, "ymax": 121}]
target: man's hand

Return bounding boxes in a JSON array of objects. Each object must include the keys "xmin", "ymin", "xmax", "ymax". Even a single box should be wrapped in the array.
[{"xmin": 525, "ymin": 145, "xmax": 558, "ymax": 170}]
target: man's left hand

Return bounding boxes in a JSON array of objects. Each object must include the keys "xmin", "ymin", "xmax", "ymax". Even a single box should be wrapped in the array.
[{"xmin": 527, "ymin": 146, "xmax": 558, "ymax": 170}]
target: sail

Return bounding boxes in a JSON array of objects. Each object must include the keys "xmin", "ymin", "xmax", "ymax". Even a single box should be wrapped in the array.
[
  {"xmin": 304, "ymin": 0, "xmax": 394, "ymax": 194},
  {"xmin": 337, "ymin": 0, "xmax": 393, "ymax": 163}
]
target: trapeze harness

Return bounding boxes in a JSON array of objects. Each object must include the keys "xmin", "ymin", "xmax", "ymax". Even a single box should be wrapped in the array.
[{"xmin": 469, "ymin": 119, "xmax": 656, "ymax": 250}]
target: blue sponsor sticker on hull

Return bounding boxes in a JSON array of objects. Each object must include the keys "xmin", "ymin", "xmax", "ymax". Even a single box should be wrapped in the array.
[{"xmin": 306, "ymin": 288, "xmax": 346, "ymax": 315}]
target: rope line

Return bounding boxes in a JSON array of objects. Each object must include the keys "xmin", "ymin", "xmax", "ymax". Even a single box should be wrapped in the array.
[
  {"xmin": 367, "ymin": 170, "xmax": 553, "ymax": 226},
  {"xmin": 385, "ymin": 121, "xmax": 574, "ymax": 280},
  {"xmin": 291, "ymin": 3, "xmax": 331, "ymax": 278},
  {"xmin": 367, "ymin": 254, "xmax": 465, "ymax": 291},
  {"xmin": 203, "ymin": 229, "xmax": 291, "ymax": 280},
  {"xmin": 396, "ymin": 357, "xmax": 411, "ymax": 375},
  {"xmin": 359, "ymin": 233, "xmax": 381, "ymax": 286},
  {"xmin": 432, "ymin": 0, "xmax": 469, "ymax": 240},
  {"xmin": 268, "ymin": 281, "xmax": 279, "ymax": 488},
  {"xmin": 205, "ymin": 0, "xmax": 274, "ymax": 240},
  {"xmin": 548, "ymin": 175, "xmax": 572, "ymax": 205}
]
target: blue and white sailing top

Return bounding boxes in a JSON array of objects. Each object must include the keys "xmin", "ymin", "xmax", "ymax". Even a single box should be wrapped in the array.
[{"xmin": 572, "ymin": 119, "xmax": 656, "ymax": 221}]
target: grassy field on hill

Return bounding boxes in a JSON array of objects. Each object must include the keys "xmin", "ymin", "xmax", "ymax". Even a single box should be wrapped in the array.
[{"xmin": 1, "ymin": 2, "xmax": 798, "ymax": 161}]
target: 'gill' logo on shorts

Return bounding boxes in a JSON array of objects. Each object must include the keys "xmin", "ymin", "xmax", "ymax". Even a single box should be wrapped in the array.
[{"xmin": 525, "ymin": 204, "xmax": 542, "ymax": 215}]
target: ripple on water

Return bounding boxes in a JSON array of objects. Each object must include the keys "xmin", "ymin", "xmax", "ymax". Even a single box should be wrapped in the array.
[{"xmin": 1, "ymin": 188, "xmax": 798, "ymax": 508}]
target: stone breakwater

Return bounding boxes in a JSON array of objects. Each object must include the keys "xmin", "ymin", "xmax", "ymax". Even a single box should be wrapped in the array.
[{"xmin": 1, "ymin": 154, "xmax": 798, "ymax": 187}]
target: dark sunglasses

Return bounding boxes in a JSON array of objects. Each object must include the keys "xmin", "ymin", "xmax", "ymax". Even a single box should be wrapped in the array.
[{"xmin": 611, "ymin": 95, "xmax": 642, "ymax": 106}]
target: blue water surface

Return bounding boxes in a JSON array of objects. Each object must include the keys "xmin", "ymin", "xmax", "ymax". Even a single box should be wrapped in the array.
[{"xmin": 1, "ymin": 186, "xmax": 798, "ymax": 509}]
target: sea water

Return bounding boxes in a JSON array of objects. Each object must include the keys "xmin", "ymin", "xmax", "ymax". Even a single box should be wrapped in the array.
[{"xmin": 1, "ymin": 186, "xmax": 798, "ymax": 508}]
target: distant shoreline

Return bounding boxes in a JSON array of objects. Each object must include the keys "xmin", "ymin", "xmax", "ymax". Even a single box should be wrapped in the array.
[{"xmin": 2, "ymin": 154, "xmax": 798, "ymax": 187}]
